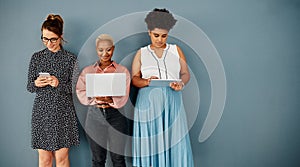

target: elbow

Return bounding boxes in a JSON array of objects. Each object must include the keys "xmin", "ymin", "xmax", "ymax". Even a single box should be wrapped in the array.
[
  {"xmin": 131, "ymin": 79, "xmax": 139, "ymax": 87},
  {"xmin": 26, "ymin": 85, "xmax": 36, "ymax": 93},
  {"xmin": 131, "ymin": 77, "xmax": 146, "ymax": 88},
  {"xmin": 182, "ymin": 72, "xmax": 190, "ymax": 84},
  {"xmin": 186, "ymin": 73, "xmax": 191, "ymax": 83},
  {"xmin": 131, "ymin": 77, "xmax": 139, "ymax": 87}
]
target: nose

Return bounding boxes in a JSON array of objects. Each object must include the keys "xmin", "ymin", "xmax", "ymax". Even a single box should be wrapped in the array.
[
  {"xmin": 101, "ymin": 51, "xmax": 108, "ymax": 57},
  {"xmin": 45, "ymin": 40, "xmax": 52, "ymax": 46},
  {"xmin": 158, "ymin": 36, "xmax": 162, "ymax": 42}
]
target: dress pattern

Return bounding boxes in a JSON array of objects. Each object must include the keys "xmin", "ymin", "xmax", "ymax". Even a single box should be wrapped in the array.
[{"xmin": 27, "ymin": 48, "xmax": 79, "ymax": 151}]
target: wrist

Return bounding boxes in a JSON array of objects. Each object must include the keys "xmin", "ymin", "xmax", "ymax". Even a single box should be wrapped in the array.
[{"xmin": 181, "ymin": 81, "xmax": 185, "ymax": 89}]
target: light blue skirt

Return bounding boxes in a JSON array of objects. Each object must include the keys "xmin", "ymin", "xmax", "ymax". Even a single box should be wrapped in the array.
[{"xmin": 132, "ymin": 86, "xmax": 194, "ymax": 167}]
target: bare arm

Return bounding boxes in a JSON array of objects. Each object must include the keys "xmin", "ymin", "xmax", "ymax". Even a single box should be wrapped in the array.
[
  {"xmin": 177, "ymin": 46, "xmax": 190, "ymax": 84},
  {"xmin": 131, "ymin": 49, "xmax": 154, "ymax": 88},
  {"xmin": 170, "ymin": 46, "xmax": 190, "ymax": 91}
]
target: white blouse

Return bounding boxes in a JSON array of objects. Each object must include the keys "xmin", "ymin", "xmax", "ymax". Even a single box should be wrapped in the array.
[{"xmin": 141, "ymin": 44, "xmax": 180, "ymax": 79}]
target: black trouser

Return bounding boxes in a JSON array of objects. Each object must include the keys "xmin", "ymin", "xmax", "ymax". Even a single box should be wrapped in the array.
[{"xmin": 85, "ymin": 107, "xmax": 127, "ymax": 167}]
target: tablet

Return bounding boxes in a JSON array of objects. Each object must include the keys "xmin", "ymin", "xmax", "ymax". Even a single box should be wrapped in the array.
[{"xmin": 149, "ymin": 79, "xmax": 182, "ymax": 87}]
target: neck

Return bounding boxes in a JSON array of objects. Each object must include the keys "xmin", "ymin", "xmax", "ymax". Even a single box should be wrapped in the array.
[
  {"xmin": 150, "ymin": 44, "xmax": 166, "ymax": 50},
  {"xmin": 99, "ymin": 60, "xmax": 112, "ymax": 67}
]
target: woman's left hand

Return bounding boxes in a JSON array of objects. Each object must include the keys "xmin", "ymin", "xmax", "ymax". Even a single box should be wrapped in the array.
[
  {"xmin": 48, "ymin": 76, "xmax": 59, "ymax": 87},
  {"xmin": 170, "ymin": 81, "xmax": 184, "ymax": 91}
]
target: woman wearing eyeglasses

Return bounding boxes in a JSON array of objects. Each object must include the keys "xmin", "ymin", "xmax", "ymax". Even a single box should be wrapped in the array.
[{"xmin": 26, "ymin": 14, "xmax": 79, "ymax": 167}]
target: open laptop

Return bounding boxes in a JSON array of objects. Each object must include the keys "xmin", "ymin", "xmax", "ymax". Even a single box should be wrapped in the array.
[{"xmin": 85, "ymin": 73, "xmax": 126, "ymax": 97}]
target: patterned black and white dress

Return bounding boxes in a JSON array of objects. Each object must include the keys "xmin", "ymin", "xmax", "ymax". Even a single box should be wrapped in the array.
[{"xmin": 27, "ymin": 48, "xmax": 80, "ymax": 151}]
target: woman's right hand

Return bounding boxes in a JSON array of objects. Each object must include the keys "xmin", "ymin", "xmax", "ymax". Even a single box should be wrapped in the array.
[
  {"xmin": 34, "ymin": 76, "xmax": 49, "ymax": 87},
  {"xmin": 144, "ymin": 76, "xmax": 159, "ymax": 86}
]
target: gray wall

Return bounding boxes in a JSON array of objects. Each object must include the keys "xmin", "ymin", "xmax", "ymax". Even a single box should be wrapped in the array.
[{"xmin": 1, "ymin": 0, "xmax": 300, "ymax": 166}]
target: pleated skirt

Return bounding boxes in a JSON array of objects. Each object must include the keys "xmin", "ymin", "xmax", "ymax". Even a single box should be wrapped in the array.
[{"xmin": 132, "ymin": 87, "xmax": 194, "ymax": 167}]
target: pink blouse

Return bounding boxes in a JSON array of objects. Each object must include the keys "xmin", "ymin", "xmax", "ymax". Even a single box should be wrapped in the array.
[{"xmin": 76, "ymin": 61, "xmax": 131, "ymax": 109}]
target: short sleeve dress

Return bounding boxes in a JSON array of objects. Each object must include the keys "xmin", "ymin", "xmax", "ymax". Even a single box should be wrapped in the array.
[{"xmin": 27, "ymin": 48, "xmax": 80, "ymax": 151}]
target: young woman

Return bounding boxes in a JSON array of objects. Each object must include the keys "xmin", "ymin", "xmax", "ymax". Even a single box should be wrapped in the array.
[
  {"xmin": 27, "ymin": 14, "xmax": 79, "ymax": 167},
  {"xmin": 76, "ymin": 34, "xmax": 130, "ymax": 167},
  {"xmin": 132, "ymin": 8, "xmax": 194, "ymax": 167}
]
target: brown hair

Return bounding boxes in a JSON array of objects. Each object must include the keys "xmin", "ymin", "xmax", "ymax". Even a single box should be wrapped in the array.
[{"xmin": 41, "ymin": 14, "xmax": 64, "ymax": 37}]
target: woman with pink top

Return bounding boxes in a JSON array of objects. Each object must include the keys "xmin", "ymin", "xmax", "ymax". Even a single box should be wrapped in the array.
[{"xmin": 76, "ymin": 34, "xmax": 130, "ymax": 167}]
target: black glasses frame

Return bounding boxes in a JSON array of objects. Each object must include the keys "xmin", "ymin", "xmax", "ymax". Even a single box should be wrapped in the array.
[{"xmin": 41, "ymin": 36, "xmax": 60, "ymax": 43}]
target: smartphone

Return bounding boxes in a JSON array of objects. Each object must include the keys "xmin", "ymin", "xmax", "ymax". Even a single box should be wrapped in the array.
[{"xmin": 39, "ymin": 72, "xmax": 50, "ymax": 77}]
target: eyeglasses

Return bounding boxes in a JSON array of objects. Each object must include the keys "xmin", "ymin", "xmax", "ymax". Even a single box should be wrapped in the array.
[{"xmin": 41, "ymin": 36, "xmax": 60, "ymax": 43}]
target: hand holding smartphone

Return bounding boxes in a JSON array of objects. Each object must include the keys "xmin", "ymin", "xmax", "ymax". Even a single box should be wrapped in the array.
[
  {"xmin": 39, "ymin": 72, "xmax": 50, "ymax": 77},
  {"xmin": 35, "ymin": 72, "xmax": 51, "ymax": 87}
]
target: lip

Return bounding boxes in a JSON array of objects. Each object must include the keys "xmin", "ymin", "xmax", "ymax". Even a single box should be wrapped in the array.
[{"xmin": 155, "ymin": 42, "xmax": 164, "ymax": 46}]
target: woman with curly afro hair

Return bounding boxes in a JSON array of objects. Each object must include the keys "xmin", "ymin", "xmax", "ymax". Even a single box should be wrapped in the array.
[{"xmin": 131, "ymin": 8, "xmax": 194, "ymax": 167}]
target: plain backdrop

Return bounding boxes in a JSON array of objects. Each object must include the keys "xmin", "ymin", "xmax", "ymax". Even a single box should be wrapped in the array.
[{"xmin": 0, "ymin": 0, "xmax": 299, "ymax": 166}]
